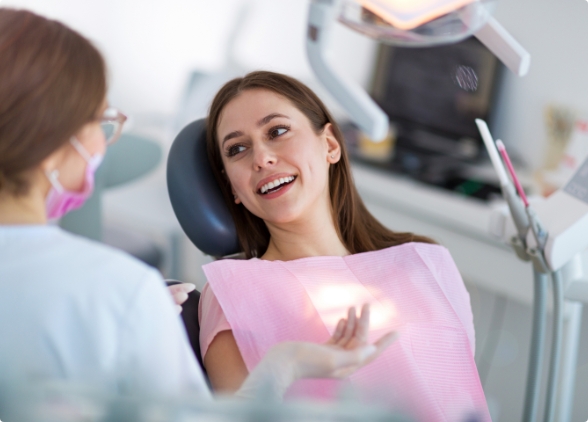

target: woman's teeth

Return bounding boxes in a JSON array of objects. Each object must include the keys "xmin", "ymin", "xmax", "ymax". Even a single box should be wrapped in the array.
[{"xmin": 260, "ymin": 176, "xmax": 296, "ymax": 194}]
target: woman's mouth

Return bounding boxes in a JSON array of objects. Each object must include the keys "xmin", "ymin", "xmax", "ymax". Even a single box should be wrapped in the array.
[{"xmin": 258, "ymin": 175, "xmax": 297, "ymax": 195}]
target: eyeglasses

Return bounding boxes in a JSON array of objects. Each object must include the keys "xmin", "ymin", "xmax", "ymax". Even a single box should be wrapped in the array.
[{"xmin": 100, "ymin": 107, "xmax": 127, "ymax": 145}]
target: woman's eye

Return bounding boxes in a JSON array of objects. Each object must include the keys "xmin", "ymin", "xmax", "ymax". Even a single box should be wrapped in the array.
[
  {"xmin": 227, "ymin": 144, "xmax": 246, "ymax": 157},
  {"xmin": 269, "ymin": 126, "xmax": 289, "ymax": 139}
]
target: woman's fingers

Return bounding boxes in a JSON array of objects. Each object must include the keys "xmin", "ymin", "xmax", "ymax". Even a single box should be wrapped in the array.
[
  {"xmin": 326, "ymin": 318, "xmax": 347, "ymax": 345},
  {"xmin": 337, "ymin": 306, "xmax": 357, "ymax": 346},
  {"xmin": 328, "ymin": 304, "xmax": 378, "ymax": 350},
  {"xmin": 337, "ymin": 304, "xmax": 370, "ymax": 349},
  {"xmin": 355, "ymin": 303, "xmax": 370, "ymax": 344},
  {"xmin": 168, "ymin": 282, "xmax": 196, "ymax": 295},
  {"xmin": 296, "ymin": 330, "xmax": 398, "ymax": 380},
  {"xmin": 167, "ymin": 283, "xmax": 195, "ymax": 306},
  {"xmin": 328, "ymin": 344, "xmax": 377, "ymax": 377},
  {"xmin": 375, "ymin": 331, "xmax": 399, "ymax": 349},
  {"xmin": 173, "ymin": 291, "xmax": 189, "ymax": 305},
  {"xmin": 332, "ymin": 331, "xmax": 398, "ymax": 376},
  {"xmin": 364, "ymin": 331, "xmax": 399, "ymax": 365}
]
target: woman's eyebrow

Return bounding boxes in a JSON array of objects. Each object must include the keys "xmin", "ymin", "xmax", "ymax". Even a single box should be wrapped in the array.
[
  {"xmin": 257, "ymin": 113, "xmax": 289, "ymax": 127},
  {"xmin": 222, "ymin": 113, "xmax": 290, "ymax": 146},
  {"xmin": 222, "ymin": 130, "xmax": 244, "ymax": 146}
]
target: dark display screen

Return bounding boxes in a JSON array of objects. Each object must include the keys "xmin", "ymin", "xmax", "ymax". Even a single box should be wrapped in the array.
[{"xmin": 371, "ymin": 37, "xmax": 500, "ymax": 142}]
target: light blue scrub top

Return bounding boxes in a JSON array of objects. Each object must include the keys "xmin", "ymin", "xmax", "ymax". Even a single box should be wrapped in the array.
[{"xmin": 0, "ymin": 225, "xmax": 210, "ymax": 398}]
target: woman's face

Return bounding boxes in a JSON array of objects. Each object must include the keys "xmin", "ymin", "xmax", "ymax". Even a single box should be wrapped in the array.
[
  {"xmin": 217, "ymin": 89, "xmax": 340, "ymax": 225},
  {"xmin": 43, "ymin": 100, "xmax": 108, "ymax": 192}
]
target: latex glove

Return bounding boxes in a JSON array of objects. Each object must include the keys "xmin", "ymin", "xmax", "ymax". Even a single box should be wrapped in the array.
[
  {"xmin": 236, "ymin": 304, "xmax": 397, "ymax": 400},
  {"xmin": 167, "ymin": 282, "xmax": 196, "ymax": 314}
]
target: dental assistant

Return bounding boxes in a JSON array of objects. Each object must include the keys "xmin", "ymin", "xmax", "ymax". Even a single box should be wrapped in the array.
[{"xmin": 0, "ymin": 8, "xmax": 393, "ymax": 400}]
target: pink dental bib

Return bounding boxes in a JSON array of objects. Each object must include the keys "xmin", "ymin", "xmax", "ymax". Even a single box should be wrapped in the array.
[{"xmin": 202, "ymin": 242, "xmax": 489, "ymax": 421}]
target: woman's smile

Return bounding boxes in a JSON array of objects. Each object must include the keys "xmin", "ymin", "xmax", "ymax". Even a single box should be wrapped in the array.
[
  {"xmin": 257, "ymin": 175, "xmax": 297, "ymax": 199},
  {"xmin": 256, "ymin": 174, "xmax": 297, "ymax": 196}
]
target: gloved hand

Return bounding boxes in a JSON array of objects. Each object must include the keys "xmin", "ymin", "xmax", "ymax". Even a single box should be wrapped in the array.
[
  {"xmin": 166, "ymin": 282, "xmax": 196, "ymax": 314},
  {"xmin": 235, "ymin": 304, "xmax": 397, "ymax": 399}
]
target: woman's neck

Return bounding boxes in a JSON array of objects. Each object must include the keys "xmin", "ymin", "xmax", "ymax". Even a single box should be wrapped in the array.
[
  {"xmin": 0, "ymin": 187, "xmax": 47, "ymax": 225},
  {"xmin": 261, "ymin": 203, "xmax": 349, "ymax": 261}
]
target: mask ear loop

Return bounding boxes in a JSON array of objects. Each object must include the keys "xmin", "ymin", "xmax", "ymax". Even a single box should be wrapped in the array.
[
  {"xmin": 44, "ymin": 137, "xmax": 92, "ymax": 195},
  {"xmin": 45, "ymin": 169, "xmax": 65, "ymax": 194},
  {"xmin": 69, "ymin": 137, "xmax": 92, "ymax": 162}
]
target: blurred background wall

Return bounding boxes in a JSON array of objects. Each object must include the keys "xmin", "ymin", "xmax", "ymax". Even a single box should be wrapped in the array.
[{"xmin": 4, "ymin": 0, "xmax": 588, "ymax": 168}]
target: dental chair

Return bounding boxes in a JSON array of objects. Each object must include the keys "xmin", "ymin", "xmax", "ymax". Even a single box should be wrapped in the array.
[{"xmin": 166, "ymin": 118, "xmax": 240, "ymax": 376}]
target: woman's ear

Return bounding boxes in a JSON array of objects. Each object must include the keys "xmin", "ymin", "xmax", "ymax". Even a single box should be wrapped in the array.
[
  {"xmin": 230, "ymin": 185, "xmax": 241, "ymax": 204},
  {"xmin": 324, "ymin": 123, "xmax": 341, "ymax": 163},
  {"xmin": 39, "ymin": 144, "xmax": 66, "ymax": 174}
]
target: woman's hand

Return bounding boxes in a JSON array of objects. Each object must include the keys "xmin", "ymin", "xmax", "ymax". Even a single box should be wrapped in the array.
[
  {"xmin": 236, "ymin": 304, "xmax": 397, "ymax": 399},
  {"xmin": 288, "ymin": 304, "xmax": 397, "ymax": 379},
  {"xmin": 167, "ymin": 282, "xmax": 196, "ymax": 314}
]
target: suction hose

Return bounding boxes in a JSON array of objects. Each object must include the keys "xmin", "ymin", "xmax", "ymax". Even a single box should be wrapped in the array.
[
  {"xmin": 523, "ymin": 269, "xmax": 548, "ymax": 422},
  {"xmin": 543, "ymin": 269, "xmax": 564, "ymax": 422}
]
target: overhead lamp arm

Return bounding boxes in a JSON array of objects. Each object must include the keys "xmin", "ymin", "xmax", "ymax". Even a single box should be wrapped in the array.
[
  {"xmin": 307, "ymin": 0, "xmax": 531, "ymax": 141},
  {"xmin": 473, "ymin": 15, "xmax": 531, "ymax": 76},
  {"xmin": 307, "ymin": 0, "xmax": 389, "ymax": 141}
]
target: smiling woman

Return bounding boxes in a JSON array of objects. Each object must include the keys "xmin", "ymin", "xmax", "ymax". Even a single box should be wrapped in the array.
[
  {"xmin": 198, "ymin": 71, "xmax": 491, "ymax": 421},
  {"xmin": 206, "ymin": 71, "xmax": 434, "ymax": 259}
]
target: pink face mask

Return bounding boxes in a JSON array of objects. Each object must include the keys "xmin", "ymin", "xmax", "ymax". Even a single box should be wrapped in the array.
[{"xmin": 45, "ymin": 138, "xmax": 104, "ymax": 220}]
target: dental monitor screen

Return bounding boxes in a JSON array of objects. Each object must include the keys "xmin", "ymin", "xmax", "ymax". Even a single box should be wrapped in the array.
[{"xmin": 371, "ymin": 36, "xmax": 501, "ymax": 152}]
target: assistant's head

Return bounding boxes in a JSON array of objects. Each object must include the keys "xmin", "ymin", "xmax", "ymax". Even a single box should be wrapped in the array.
[
  {"xmin": 0, "ymin": 8, "xmax": 108, "ymax": 214},
  {"xmin": 207, "ymin": 71, "xmax": 434, "ymax": 258}
]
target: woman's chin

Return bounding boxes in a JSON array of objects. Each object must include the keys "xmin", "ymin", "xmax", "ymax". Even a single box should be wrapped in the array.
[
  {"xmin": 259, "ymin": 209, "xmax": 303, "ymax": 226},
  {"xmin": 264, "ymin": 216, "xmax": 299, "ymax": 226}
]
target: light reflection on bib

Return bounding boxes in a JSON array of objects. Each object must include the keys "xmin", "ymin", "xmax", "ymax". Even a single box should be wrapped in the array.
[{"xmin": 304, "ymin": 283, "xmax": 398, "ymax": 332}]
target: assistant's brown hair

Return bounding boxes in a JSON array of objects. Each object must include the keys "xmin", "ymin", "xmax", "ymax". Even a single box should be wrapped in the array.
[
  {"xmin": 207, "ymin": 71, "xmax": 434, "ymax": 258},
  {"xmin": 0, "ymin": 8, "xmax": 107, "ymax": 195}
]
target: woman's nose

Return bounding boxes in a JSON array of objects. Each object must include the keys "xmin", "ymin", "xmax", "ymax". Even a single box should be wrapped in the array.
[{"xmin": 252, "ymin": 144, "xmax": 277, "ymax": 170}]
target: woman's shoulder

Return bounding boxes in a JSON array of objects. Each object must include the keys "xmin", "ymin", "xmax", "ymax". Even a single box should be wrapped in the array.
[
  {"xmin": 202, "ymin": 257, "xmax": 277, "ymax": 285},
  {"xmin": 390, "ymin": 241, "xmax": 447, "ymax": 253},
  {"xmin": 203, "ymin": 257, "xmax": 264, "ymax": 272},
  {"xmin": 351, "ymin": 241, "xmax": 449, "ymax": 261}
]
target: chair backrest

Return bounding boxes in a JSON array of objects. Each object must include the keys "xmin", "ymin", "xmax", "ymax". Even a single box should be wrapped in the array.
[{"xmin": 166, "ymin": 119, "xmax": 240, "ymax": 257}]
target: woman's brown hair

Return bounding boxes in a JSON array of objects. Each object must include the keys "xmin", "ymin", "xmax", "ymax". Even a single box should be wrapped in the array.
[
  {"xmin": 207, "ymin": 71, "xmax": 434, "ymax": 258},
  {"xmin": 0, "ymin": 8, "xmax": 107, "ymax": 195}
]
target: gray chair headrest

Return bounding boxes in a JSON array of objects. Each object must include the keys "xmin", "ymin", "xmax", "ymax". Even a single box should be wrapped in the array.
[{"xmin": 166, "ymin": 119, "xmax": 240, "ymax": 257}]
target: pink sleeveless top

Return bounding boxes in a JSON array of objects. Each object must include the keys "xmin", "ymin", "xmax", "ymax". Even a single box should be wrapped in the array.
[{"xmin": 200, "ymin": 243, "xmax": 489, "ymax": 421}]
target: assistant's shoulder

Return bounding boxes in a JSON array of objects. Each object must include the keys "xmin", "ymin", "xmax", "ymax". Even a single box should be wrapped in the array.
[
  {"xmin": 59, "ymin": 228, "xmax": 146, "ymax": 264},
  {"xmin": 54, "ymin": 228, "xmax": 162, "ymax": 288}
]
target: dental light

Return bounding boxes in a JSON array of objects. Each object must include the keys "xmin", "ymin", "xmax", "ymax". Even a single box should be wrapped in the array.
[{"xmin": 306, "ymin": 0, "xmax": 530, "ymax": 141}]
